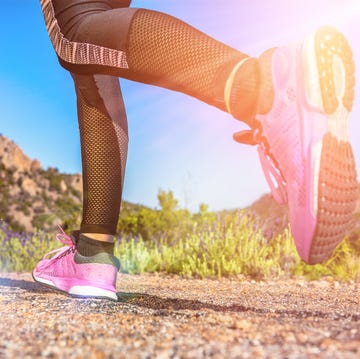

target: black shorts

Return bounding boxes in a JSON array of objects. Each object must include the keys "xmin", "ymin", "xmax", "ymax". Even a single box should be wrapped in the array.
[{"xmin": 40, "ymin": 0, "xmax": 133, "ymax": 74}]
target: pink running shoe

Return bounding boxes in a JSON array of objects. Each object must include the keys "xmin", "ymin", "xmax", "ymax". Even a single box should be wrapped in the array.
[
  {"xmin": 32, "ymin": 226, "xmax": 119, "ymax": 301},
  {"xmin": 231, "ymin": 27, "xmax": 357, "ymax": 264}
]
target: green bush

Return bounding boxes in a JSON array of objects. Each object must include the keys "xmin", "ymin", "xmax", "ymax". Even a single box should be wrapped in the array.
[
  {"xmin": 0, "ymin": 229, "xmax": 59, "ymax": 272},
  {"xmin": 32, "ymin": 213, "xmax": 55, "ymax": 230},
  {"xmin": 117, "ymin": 190, "xmax": 214, "ymax": 243},
  {"xmin": 1, "ymin": 188, "xmax": 359, "ymax": 282},
  {"xmin": 113, "ymin": 215, "xmax": 360, "ymax": 281}
]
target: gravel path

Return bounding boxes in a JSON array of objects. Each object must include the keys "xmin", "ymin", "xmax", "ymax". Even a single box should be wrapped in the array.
[{"xmin": 0, "ymin": 272, "xmax": 359, "ymax": 358}]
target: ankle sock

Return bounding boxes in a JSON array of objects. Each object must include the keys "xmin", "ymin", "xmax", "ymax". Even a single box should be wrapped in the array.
[
  {"xmin": 225, "ymin": 57, "xmax": 260, "ymax": 126},
  {"xmin": 77, "ymin": 234, "xmax": 115, "ymax": 257},
  {"xmin": 225, "ymin": 49, "xmax": 277, "ymax": 126}
]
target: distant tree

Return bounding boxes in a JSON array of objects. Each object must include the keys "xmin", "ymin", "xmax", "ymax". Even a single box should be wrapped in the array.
[
  {"xmin": 117, "ymin": 189, "xmax": 214, "ymax": 242},
  {"xmin": 157, "ymin": 189, "xmax": 178, "ymax": 212}
]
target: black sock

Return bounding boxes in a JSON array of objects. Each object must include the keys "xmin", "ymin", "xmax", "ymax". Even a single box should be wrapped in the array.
[
  {"xmin": 77, "ymin": 234, "xmax": 115, "ymax": 257},
  {"xmin": 227, "ymin": 57, "xmax": 260, "ymax": 126}
]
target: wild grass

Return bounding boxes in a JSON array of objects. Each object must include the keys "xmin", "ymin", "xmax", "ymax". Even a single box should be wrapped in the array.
[{"xmin": 1, "ymin": 215, "xmax": 359, "ymax": 282}]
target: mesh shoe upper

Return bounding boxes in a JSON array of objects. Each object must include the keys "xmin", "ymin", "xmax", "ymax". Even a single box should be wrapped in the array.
[{"xmin": 33, "ymin": 226, "xmax": 119, "ymax": 300}]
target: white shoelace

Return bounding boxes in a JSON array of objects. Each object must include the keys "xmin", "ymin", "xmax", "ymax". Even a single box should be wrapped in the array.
[{"xmin": 36, "ymin": 225, "xmax": 75, "ymax": 272}]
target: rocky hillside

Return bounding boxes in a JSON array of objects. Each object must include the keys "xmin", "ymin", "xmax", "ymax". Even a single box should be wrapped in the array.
[
  {"xmin": 246, "ymin": 193, "xmax": 289, "ymax": 240},
  {"xmin": 0, "ymin": 134, "xmax": 83, "ymax": 232}
]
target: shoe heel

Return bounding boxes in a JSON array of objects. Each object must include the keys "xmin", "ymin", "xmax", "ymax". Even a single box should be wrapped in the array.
[
  {"xmin": 315, "ymin": 26, "xmax": 354, "ymax": 114},
  {"xmin": 303, "ymin": 26, "xmax": 355, "ymax": 117}
]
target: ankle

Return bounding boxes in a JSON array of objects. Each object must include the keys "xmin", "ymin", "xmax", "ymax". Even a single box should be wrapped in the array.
[
  {"xmin": 77, "ymin": 233, "xmax": 115, "ymax": 257},
  {"xmin": 82, "ymin": 232, "xmax": 114, "ymax": 243},
  {"xmin": 224, "ymin": 56, "xmax": 260, "ymax": 126}
]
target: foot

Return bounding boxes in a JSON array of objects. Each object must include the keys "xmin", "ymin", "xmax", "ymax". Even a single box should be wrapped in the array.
[
  {"xmin": 232, "ymin": 27, "xmax": 357, "ymax": 264},
  {"xmin": 32, "ymin": 226, "xmax": 120, "ymax": 301}
]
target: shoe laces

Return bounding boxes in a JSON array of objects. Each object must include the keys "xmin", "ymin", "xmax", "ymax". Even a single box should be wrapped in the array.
[
  {"xmin": 234, "ymin": 127, "xmax": 288, "ymax": 205},
  {"xmin": 36, "ymin": 225, "xmax": 76, "ymax": 272}
]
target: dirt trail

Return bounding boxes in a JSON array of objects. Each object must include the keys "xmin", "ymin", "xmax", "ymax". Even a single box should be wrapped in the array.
[{"xmin": 0, "ymin": 272, "xmax": 359, "ymax": 358}]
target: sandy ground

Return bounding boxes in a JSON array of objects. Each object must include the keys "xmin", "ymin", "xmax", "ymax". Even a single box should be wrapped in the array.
[{"xmin": 0, "ymin": 272, "xmax": 359, "ymax": 358}]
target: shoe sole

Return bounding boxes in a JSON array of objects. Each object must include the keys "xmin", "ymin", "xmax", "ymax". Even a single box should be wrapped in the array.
[
  {"xmin": 303, "ymin": 27, "xmax": 357, "ymax": 264},
  {"xmin": 32, "ymin": 273, "xmax": 118, "ymax": 301}
]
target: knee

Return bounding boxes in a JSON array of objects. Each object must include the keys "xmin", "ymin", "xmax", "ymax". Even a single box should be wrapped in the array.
[{"xmin": 71, "ymin": 73, "xmax": 105, "ymax": 110}]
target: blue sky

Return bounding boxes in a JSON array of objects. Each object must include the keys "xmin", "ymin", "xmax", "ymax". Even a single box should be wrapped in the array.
[{"xmin": 1, "ymin": 0, "xmax": 360, "ymax": 212}]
